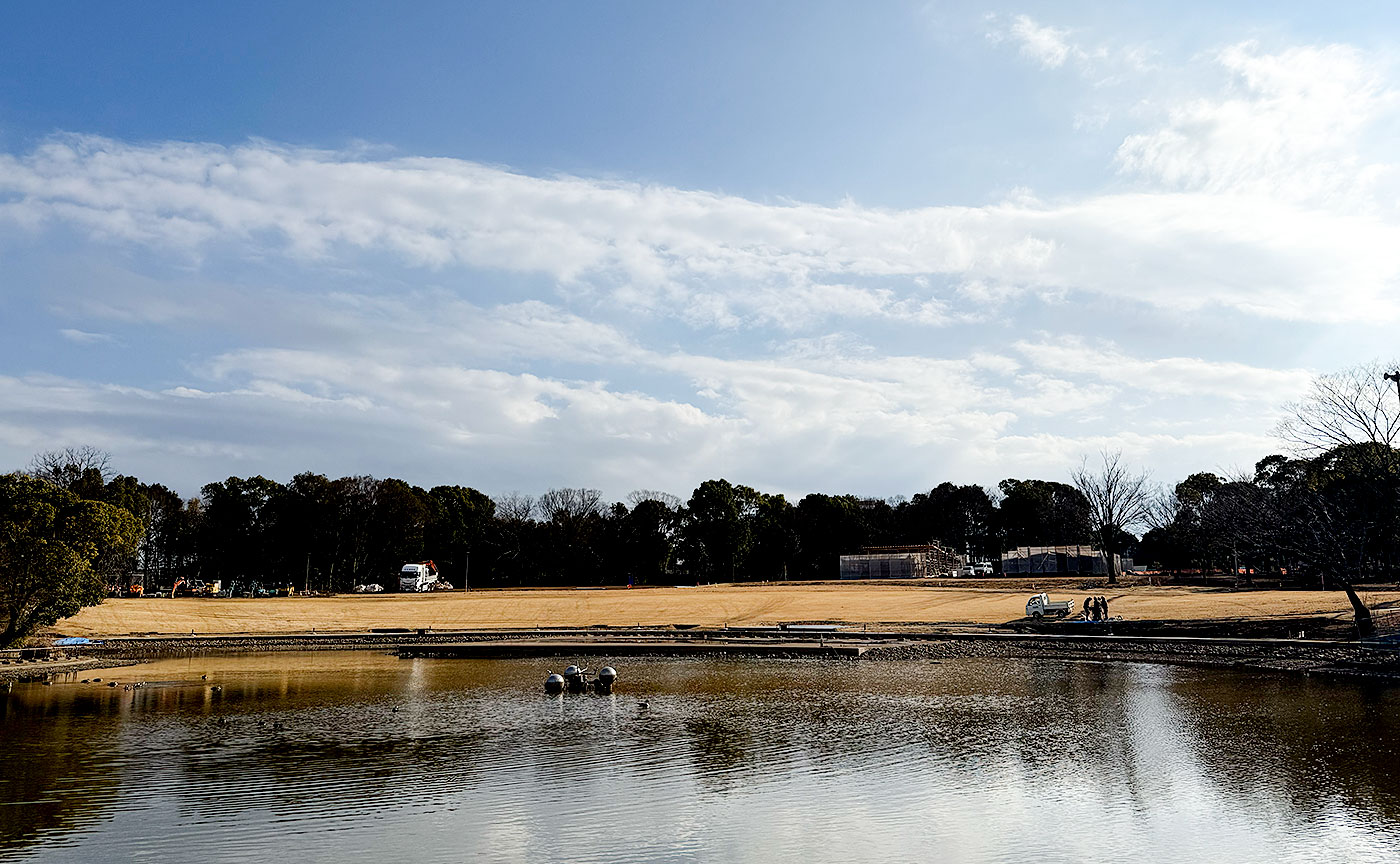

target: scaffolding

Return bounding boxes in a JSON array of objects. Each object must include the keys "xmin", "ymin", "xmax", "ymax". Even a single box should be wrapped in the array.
[
  {"xmin": 1000, "ymin": 544, "xmax": 1129, "ymax": 576},
  {"xmin": 839, "ymin": 542, "xmax": 965, "ymax": 579}
]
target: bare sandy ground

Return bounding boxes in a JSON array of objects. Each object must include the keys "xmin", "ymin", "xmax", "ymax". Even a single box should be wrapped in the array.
[{"xmin": 56, "ymin": 582, "xmax": 1379, "ymax": 636}]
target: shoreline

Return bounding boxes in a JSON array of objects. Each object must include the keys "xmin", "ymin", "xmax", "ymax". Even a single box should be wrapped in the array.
[{"xmin": 10, "ymin": 627, "xmax": 1400, "ymax": 683}]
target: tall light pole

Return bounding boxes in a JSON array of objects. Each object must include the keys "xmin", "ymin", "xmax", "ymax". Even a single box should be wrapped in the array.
[{"xmin": 1386, "ymin": 370, "xmax": 1400, "ymax": 407}]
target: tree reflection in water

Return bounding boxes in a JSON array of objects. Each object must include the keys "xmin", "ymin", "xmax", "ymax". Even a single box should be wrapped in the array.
[
  {"xmin": 1, "ymin": 685, "xmax": 125, "ymax": 854},
  {"xmin": 2, "ymin": 653, "xmax": 1399, "ymax": 863}
]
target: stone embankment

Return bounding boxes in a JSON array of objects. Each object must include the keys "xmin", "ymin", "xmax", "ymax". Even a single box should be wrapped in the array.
[
  {"xmin": 6, "ymin": 626, "xmax": 1396, "ymax": 680},
  {"xmin": 0, "ymin": 657, "xmax": 141, "ymax": 682},
  {"xmin": 861, "ymin": 635, "xmax": 1400, "ymax": 678}
]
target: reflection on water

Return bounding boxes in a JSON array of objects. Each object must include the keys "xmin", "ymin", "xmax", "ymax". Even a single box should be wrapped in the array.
[{"xmin": 3, "ymin": 653, "xmax": 1399, "ymax": 863}]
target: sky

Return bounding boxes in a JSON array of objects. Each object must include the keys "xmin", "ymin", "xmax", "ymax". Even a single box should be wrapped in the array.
[{"xmin": 2, "ymin": 1, "xmax": 1399, "ymax": 502}]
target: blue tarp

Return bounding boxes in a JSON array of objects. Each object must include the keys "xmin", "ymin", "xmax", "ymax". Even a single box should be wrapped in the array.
[{"xmin": 54, "ymin": 637, "xmax": 91, "ymax": 646}]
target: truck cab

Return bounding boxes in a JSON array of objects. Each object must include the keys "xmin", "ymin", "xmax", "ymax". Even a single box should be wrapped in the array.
[
  {"xmin": 1025, "ymin": 593, "xmax": 1075, "ymax": 619},
  {"xmin": 399, "ymin": 562, "xmax": 439, "ymax": 593}
]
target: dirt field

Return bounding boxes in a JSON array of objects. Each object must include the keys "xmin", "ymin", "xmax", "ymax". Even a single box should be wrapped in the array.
[{"xmin": 55, "ymin": 581, "xmax": 1387, "ymax": 637}]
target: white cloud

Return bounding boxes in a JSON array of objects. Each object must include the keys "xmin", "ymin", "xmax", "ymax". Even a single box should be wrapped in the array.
[
  {"xmin": 58, "ymin": 328, "xmax": 118, "ymax": 345},
  {"xmin": 1009, "ymin": 15, "xmax": 1073, "ymax": 69},
  {"xmin": 1118, "ymin": 41, "xmax": 1399, "ymax": 207},
  {"xmin": 0, "ymin": 307, "xmax": 1303, "ymax": 497},
  {"xmin": 987, "ymin": 13, "xmax": 1151, "ymax": 79},
  {"xmin": 3, "ymin": 128, "xmax": 1398, "ymax": 329},
  {"xmin": 1012, "ymin": 338, "xmax": 1312, "ymax": 404}
]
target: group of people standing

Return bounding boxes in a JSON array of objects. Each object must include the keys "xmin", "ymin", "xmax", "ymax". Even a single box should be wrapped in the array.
[{"xmin": 1083, "ymin": 595, "xmax": 1111, "ymax": 621}]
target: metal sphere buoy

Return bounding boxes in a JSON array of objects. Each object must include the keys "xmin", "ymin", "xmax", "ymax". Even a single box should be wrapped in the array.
[
  {"xmin": 563, "ymin": 665, "xmax": 588, "ymax": 693},
  {"xmin": 593, "ymin": 666, "xmax": 618, "ymax": 694},
  {"xmin": 545, "ymin": 673, "xmax": 566, "ymax": 694}
]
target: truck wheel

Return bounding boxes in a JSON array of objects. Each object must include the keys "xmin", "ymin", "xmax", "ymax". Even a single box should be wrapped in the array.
[{"xmin": 1032, "ymin": 612, "xmax": 1043, "ymax": 619}]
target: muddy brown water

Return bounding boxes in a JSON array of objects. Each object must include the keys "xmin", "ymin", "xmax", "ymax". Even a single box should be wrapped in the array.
[{"xmin": 2, "ymin": 652, "xmax": 1398, "ymax": 863}]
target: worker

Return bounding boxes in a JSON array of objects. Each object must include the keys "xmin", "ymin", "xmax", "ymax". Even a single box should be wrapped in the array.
[{"xmin": 1083, "ymin": 597, "xmax": 1093, "ymax": 620}]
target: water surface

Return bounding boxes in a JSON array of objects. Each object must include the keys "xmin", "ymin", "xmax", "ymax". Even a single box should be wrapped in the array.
[{"xmin": 3, "ymin": 652, "xmax": 1398, "ymax": 863}]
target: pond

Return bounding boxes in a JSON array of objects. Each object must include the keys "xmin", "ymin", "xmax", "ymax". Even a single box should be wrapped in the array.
[{"xmin": 3, "ymin": 652, "xmax": 1399, "ymax": 863}]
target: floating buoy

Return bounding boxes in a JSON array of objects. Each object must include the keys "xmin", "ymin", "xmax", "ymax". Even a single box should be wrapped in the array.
[
  {"xmin": 549, "ymin": 664, "xmax": 621, "ymax": 695},
  {"xmin": 594, "ymin": 666, "xmax": 617, "ymax": 694},
  {"xmin": 563, "ymin": 665, "xmax": 587, "ymax": 693}
]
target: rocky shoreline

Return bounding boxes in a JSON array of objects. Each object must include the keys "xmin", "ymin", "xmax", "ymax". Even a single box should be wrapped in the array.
[
  {"xmin": 0, "ymin": 657, "xmax": 142, "ymax": 683},
  {"xmin": 7, "ymin": 628, "xmax": 1397, "ymax": 682},
  {"xmin": 860, "ymin": 637, "xmax": 1400, "ymax": 679}
]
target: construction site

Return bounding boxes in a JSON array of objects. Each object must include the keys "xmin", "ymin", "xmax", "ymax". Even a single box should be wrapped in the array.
[
  {"xmin": 1000, "ymin": 544, "xmax": 1130, "ymax": 576},
  {"xmin": 838, "ymin": 543, "xmax": 964, "ymax": 579}
]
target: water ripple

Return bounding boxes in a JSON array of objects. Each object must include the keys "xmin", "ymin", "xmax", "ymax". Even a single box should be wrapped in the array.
[{"xmin": 3, "ymin": 655, "xmax": 1400, "ymax": 863}]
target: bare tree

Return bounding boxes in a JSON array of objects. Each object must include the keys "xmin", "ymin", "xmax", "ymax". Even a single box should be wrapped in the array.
[
  {"xmin": 1274, "ymin": 360, "xmax": 1400, "ymax": 635},
  {"xmin": 537, "ymin": 488, "xmax": 603, "ymax": 524},
  {"xmin": 493, "ymin": 492, "xmax": 536, "ymax": 523},
  {"xmin": 1143, "ymin": 485, "xmax": 1180, "ymax": 535},
  {"xmin": 1277, "ymin": 359, "xmax": 1400, "ymax": 458},
  {"xmin": 627, "ymin": 489, "xmax": 682, "ymax": 510},
  {"xmin": 1071, "ymin": 450, "xmax": 1155, "ymax": 585},
  {"xmin": 27, "ymin": 446, "xmax": 113, "ymax": 492}
]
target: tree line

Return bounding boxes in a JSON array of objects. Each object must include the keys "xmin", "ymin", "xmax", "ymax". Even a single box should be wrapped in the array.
[
  {"xmin": 21, "ymin": 453, "xmax": 1107, "ymax": 592},
  {"xmin": 17, "ymin": 438, "xmax": 1400, "ymax": 596}
]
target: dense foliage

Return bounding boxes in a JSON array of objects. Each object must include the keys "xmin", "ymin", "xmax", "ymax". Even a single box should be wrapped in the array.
[
  {"xmin": 8, "ymin": 439, "xmax": 1396, "ymax": 598},
  {"xmin": 0, "ymin": 473, "xmax": 141, "ymax": 646}
]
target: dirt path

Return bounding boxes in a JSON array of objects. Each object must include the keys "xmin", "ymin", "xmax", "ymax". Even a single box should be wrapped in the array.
[{"xmin": 54, "ymin": 582, "xmax": 1377, "ymax": 636}]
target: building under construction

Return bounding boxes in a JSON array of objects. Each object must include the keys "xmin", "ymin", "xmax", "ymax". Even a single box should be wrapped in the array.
[
  {"xmin": 1000, "ymin": 545, "xmax": 1129, "ymax": 576},
  {"xmin": 839, "ymin": 543, "xmax": 964, "ymax": 579}
]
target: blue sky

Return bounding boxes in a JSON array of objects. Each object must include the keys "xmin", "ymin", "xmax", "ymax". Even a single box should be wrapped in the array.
[{"xmin": 3, "ymin": 2, "xmax": 1399, "ymax": 500}]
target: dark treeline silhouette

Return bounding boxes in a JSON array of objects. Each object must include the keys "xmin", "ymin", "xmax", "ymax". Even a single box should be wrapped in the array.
[{"xmin": 21, "ymin": 440, "xmax": 1400, "ymax": 592}]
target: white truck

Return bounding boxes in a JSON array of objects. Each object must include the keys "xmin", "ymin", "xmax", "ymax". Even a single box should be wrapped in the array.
[
  {"xmin": 399, "ymin": 561, "xmax": 440, "ymax": 593},
  {"xmin": 1025, "ymin": 593, "xmax": 1076, "ymax": 619},
  {"xmin": 958, "ymin": 562, "xmax": 995, "ymax": 577}
]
